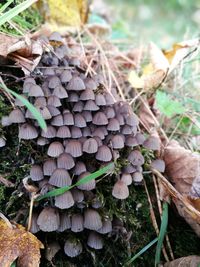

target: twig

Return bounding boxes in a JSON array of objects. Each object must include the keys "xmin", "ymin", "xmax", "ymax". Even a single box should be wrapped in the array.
[{"xmin": 0, "ymin": 174, "xmax": 15, "ymax": 187}]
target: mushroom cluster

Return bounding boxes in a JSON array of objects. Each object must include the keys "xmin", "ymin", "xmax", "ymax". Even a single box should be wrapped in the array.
[{"xmin": 2, "ymin": 32, "xmax": 147, "ymax": 258}]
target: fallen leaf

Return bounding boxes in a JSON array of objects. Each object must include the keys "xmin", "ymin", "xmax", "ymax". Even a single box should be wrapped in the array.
[
  {"xmin": 0, "ymin": 219, "xmax": 44, "ymax": 267},
  {"xmin": 163, "ymin": 255, "xmax": 200, "ymax": 267},
  {"xmin": 128, "ymin": 70, "xmax": 144, "ymax": 89},
  {"xmin": 0, "ymin": 34, "xmax": 19, "ymax": 57}
]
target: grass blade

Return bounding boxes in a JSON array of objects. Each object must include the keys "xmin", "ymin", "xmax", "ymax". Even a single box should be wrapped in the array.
[
  {"xmin": 124, "ymin": 238, "xmax": 158, "ymax": 266},
  {"xmin": 0, "ymin": 0, "xmax": 37, "ymax": 27},
  {"xmin": 36, "ymin": 163, "xmax": 114, "ymax": 201},
  {"xmin": 0, "ymin": 82, "xmax": 47, "ymax": 130},
  {"xmin": 0, "ymin": 0, "xmax": 14, "ymax": 13},
  {"xmin": 155, "ymin": 202, "xmax": 168, "ymax": 266}
]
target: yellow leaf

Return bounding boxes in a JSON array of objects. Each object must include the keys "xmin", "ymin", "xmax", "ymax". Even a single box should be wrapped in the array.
[
  {"xmin": 128, "ymin": 70, "xmax": 144, "ymax": 88},
  {"xmin": 149, "ymin": 42, "xmax": 169, "ymax": 73},
  {"xmin": 0, "ymin": 219, "xmax": 44, "ymax": 267}
]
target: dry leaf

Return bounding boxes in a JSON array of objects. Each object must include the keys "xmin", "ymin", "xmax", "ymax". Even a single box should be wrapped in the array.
[
  {"xmin": 163, "ymin": 255, "xmax": 200, "ymax": 267},
  {"xmin": 0, "ymin": 34, "xmax": 19, "ymax": 57},
  {"xmin": 0, "ymin": 219, "xmax": 43, "ymax": 267}
]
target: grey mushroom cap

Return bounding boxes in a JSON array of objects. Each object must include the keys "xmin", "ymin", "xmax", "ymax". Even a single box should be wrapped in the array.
[
  {"xmin": 47, "ymin": 105, "xmax": 61, "ymax": 116},
  {"xmin": 71, "ymin": 189, "xmax": 84, "ymax": 203},
  {"xmin": 92, "ymin": 112, "xmax": 108, "ymax": 125},
  {"xmin": 67, "ymin": 76, "xmax": 86, "ymax": 91},
  {"xmin": 96, "ymin": 145, "xmax": 112, "ymax": 162},
  {"xmin": 83, "ymin": 138, "xmax": 98, "ymax": 154},
  {"xmin": 47, "ymin": 141, "xmax": 64, "ymax": 157},
  {"xmin": 70, "ymin": 126, "xmax": 82, "ymax": 138},
  {"xmin": 84, "ymin": 100, "xmax": 99, "ymax": 111},
  {"xmin": 63, "ymin": 111, "xmax": 74, "ymax": 125},
  {"xmin": 64, "ymin": 239, "xmax": 83, "ymax": 257},
  {"xmin": 58, "ymin": 213, "xmax": 71, "ymax": 232},
  {"xmin": 143, "ymin": 135, "xmax": 161, "ymax": 151},
  {"xmin": 72, "ymin": 101, "xmax": 84, "ymax": 112},
  {"xmin": 110, "ymin": 135, "xmax": 124, "ymax": 149},
  {"xmin": 87, "ymin": 232, "xmax": 103, "ymax": 249},
  {"xmin": 29, "ymin": 213, "xmax": 40, "ymax": 234},
  {"xmin": 84, "ymin": 209, "xmax": 102, "ymax": 230},
  {"xmin": 104, "ymin": 92, "xmax": 115, "ymax": 105},
  {"xmin": 82, "ymin": 111, "xmax": 93, "ymax": 122},
  {"xmin": 43, "ymin": 159, "xmax": 57, "ymax": 176},
  {"xmin": 0, "ymin": 137, "xmax": 6, "ymax": 147},
  {"xmin": 73, "ymin": 161, "xmax": 86, "ymax": 175},
  {"xmin": 56, "ymin": 126, "xmax": 71, "ymax": 138},
  {"xmin": 57, "ymin": 153, "xmax": 75, "ymax": 170},
  {"xmin": 18, "ymin": 123, "xmax": 38, "ymax": 140},
  {"xmin": 48, "ymin": 76, "xmax": 61, "ymax": 89},
  {"xmin": 132, "ymin": 172, "xmax": 143, "ymax": 183},
  {"xmin": 135, "ymin": 133, "xmax": 145, "ymax": 145},
  {"xmin": 128, "ymin": 150, "xmax": 144, "ymax": 166},
  {"xmin": 80, "ymin": 89, "xmax": 95, "ymax": 101},
  {"xmin": 104, "ymin": 107, "xmax": 115, "ymax": 119},
  {"xmin": 47, "ymin": 95, "xmax": 61, "ymax": 107},
  {"xmin": 84, "ymin": 77, "xmax": 97, "ymax": 90},
  {"xmin": 97, "ymin": 219, "xmax": 112, "ymax": 234},
  {"xmin": 65, "ymin": 140, "xmax": 82, "ymax": 157},
  {"xmin": 95, "ymin": 94, "xmax": 106, "ymax": 106},
  {"xmin": 50, "ymin": 113, "xmax": 63, "ymax": 126},
  {"xmin": 150, "ymin": 159, "xmax": 165, "ymax": 173},
  {"xmin": 55, "ymin": 191, "xmax": 74, "ymax": 209},
  {"xmin": 41, "ymin": 125, "xmax": 56, "ymax": 138},
  {"xmin": 1, "ymin": 116, "xmax": 11, "ymax": 127},
  {"xmin": 30, "ymin": 165, "xmax": 44, "ymax": 181},
  {"xmin": 49, "ymin": 168, "xmax": 72, "ymax": 187},
  {"xmin": 125, "ymin": 136, "xmax": 138, "ymax": 147},
  {"xmin": 53, "ymin": 85, "xmax": 68, "ymax": 99},
  {"xmin": 112, "ymin": 180, "xmax": 129, "ymax": 199},
  {"xmin": 37, "ymin": 137, "xmax": 49, "ymax": 146},
  {"xmin": 121, "ymin": 173, "xmax": 132, "ymax": 186},
  {"xmin": 125, "ymin": 113, "xmax": 139, "ymax": 127},
  {"xmin": 34, "ymin": 96, "xmax": 47, "ymax": 107},
  {"xmin": 9, "ymin": 109, "xmax": 25, "ymax": 123},
  {"xmin": 60, "ymin": 70, "xmax": 72, "ymax": 83},
  {"xmin": 37, "ymin": 207, "xmax": 60, "ymax": 232},
  {"xmin": 68, "ymin": 92, "xmax": 79, "ymax": 102},
  {"xmin": 74, "ymin": 114, "xmax": 86, "ymax": 128},
  {"xmin": 77, "ymin": 172, "xmax": 96, "ymax": 191},
  {"xmin": 71, "ymin": 214, "xmax": 84, "ymax": 232},
  {"xmin": 29, "ymin": 84, "xmax": 44, "ymax": 97}
]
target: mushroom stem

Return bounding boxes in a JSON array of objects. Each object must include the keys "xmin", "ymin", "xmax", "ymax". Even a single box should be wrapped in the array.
[{"xmin": 27, "ymin": 192, "xmax": 37, "ymax": 232}]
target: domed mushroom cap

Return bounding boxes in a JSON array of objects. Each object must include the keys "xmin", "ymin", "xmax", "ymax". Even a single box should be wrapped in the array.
[
  {"xmin": 107, "ymin": 118, "xmax": 120, "ymax": 131},
  {"xmin": 143, "ymin": 135, "xmax": 161, "ymax": 151},
  {"xmin": 29, "ymin": 213, "xmax": 40, "ymax": 234},
  {"xmin": 43, "ymin": 159, "xmax": 57, "ymax": 176},
  {"xmin": 37, "ymin": 207, "xmax": 60, "ymax": 232},
  {"xmin": 60, "ymin": 70, "xmax": 72, "ymax": 83},
  {"xmin": 65, "ymin": 140, "xmax": 82, "ymax": 157},
  {"xmin": 116, "ymin": 114, "xmax": 125, "ymax": 125},
  {"xmin": 47, "ymin": 105, "xmax": 61, "ymax": 116},
  {"xmin": 0, "ymin": 137, "xmax": 6, "ymax": 147},
  {"xmin": 48, "ymin": 76, "xmax": 61, "ymax": 89},
  {"xmin": 34, "ymin": 96, "xmax": 47, "ymax": 107},
  {"xmin": 71, "ymin": 189, "xmax": 84, "ymax": 203},
  {"xmin": 84, "ymin": 100, "xmax": 99, "ymax": 111},
  {"xmin": 87, "ymin": 232, "xmax": 103, "ymax": 249},
  {"xmin": 135, "ymin": 133, "xmax": 145, "ymax": 145},
  {"xmin": 41, "ymin": 125, "xmax": 56, "ymax": 138},
  {"xmin": 84, "ymin": 209, "xmax": 102, "ymax": 230},
  {"xmin": 80, "ymin": 89, "xmax": 95, "ymax": 101},
  {"xmin": 82, "ymin": 111, "xmax": 93, "ymax": 122},
  {"xmin": 70, "ymin": 126, "xmax": 82, "ymax": 138},
  {"xmin": 64, "ymin": 239, "xmax": 83, "ymax": 257},
  {"xmin": 63, "ymin": 111, "xmax": 74, "ymax": 125},
  {"xmin": 104, "ymin": 92, "xmax": 115, "ymax": 105},
  {"xmin": 84, "ymin": 77, "xmax": 97, "ymax": 90},
  {"xmin": 123, "ymin": 163, "xmax": 137, "ymax": 174},
  {"xmin": 47, "ymin": 95, "xmax": 61, "ymax": 107},
  {"xmin": 77, "ymin": 172, "xmax": 96, "ymax": 191},
  {"xmin": 95, "ymin": 94, "xmax": 106, "ymax": 106},
  {"xmin": 51, "ymin": 114, "xmax": 64, "ymax": 126},
  {"xmin": 92, "ymin": 128, "xmax": 105, "ymax": 140},
  {"xmin": 128, "ymin": 150, "xmax": 144, "ymax": 166},
  {"xmin": 122, "ymin": 125, "xmax": 134, "ymax": 135},
  {"xmin": 1, "ymin": 116, "xmax": 11, "ymax": 127},
  {"xmin": 83, "ymin": 138, "xmax": 98, "ymax": 154},
  {"xmin": 49, "ymin": 31, "xmax": 63, "ymax": 42},
  {"xmin": 73, "ymin": 161, "xmax": 86, "ymax": 175},
  {"xmin": 57, "ymin": 153, "xmax": 75, "ymax": 170},
  {"xmin": 82, "ymin": 127, "xmax": 92, "ymax": 137},
  {"xmin": 72, "ymin": 101, "xmax": 84, "ymax": 112},
  {"xmin": 125, "ymin": 136, "xmax": 138, "ymax": 147},
  {"xmin": 68, "ymin": 92, "xmax": 79, "ymax": 102},
  {"xmin": 43, "ymin": 67, "xmax": 55, "ymax": 76},
  {"xmin": 132, "ymin": 172, "xmax": 143, "ymax": 183},
  {"xmin": 96, "ymin": 145, "xmax": 112, "ymax": 162},
  {"xmin": 71, "ymin": 214, "xmax": 84, "ymax": 232},
  {"xmin": 30, "ymin": 165, "xmax": 44, "ymax": 181},
  {"xmin": 125, "ymin": 113, "xmax": 139, "ymax": 126},
  {"xmin": 92, "ymin": 112, "xmax": 108, "ymax": 125},
  {"xmin": 9, "ymin": 109, "xmax": 25, "ymax": 123},
  {"xmin": 110, "ymin": 135, "xmax": 124, "ymax": 149},
  {"xmin": 53, "ymin": 85, "xmax": 68, "ymax": 99},
  {"xmin": 74, "ymin": 114, "xmax": 86, "ymax": 128},
  {"xmin": 37, "ymin": 137, "xmax": 49, "ymax": 146},
  {"xmin": 104, "ymin": 107, "xmax": 115, "ymax": 119},
  {"xmin": 67, "ymin": 76, "xmax": 85, "ymax": 91},
  {"xmin": 150, "ymin": 159, "xmax": 165, "ymax": 173},
  {"xmin": 55, "ymin": 191, "xmax": 74, "ymax": 209},
  {"xmin": 36, "ymin": 105, "xmax": 52, "ymax": 120},
  {"xmin": 121, "ymin": 173, "xmax": 132, "ymax": 186},
  {"xmin": 47, "ymin": 141, "xmax": 64, "ymax": 157},
  {"xmin": 49, "ymin": 168, "xmax": 72, "ymax": 187},
  {"xmin": 112, "ymin": 180, "xmax": 129, "ymax": 199},
  {"xmin": 18, "ymin": 123, "xmax": 38, "ymax": 140},
  {"xmin": 56, "ymin": 125, "xmax": 71, "ymax": 138},
  {"xmin": 23, "ymin": 82, "xmax": 35, "ymax": 93},
  {"xmin": 58, "ymin": 213, "xmax": 71, "ymax": 232},
  {"xmin": 28, "ymin": 84, "xmax": 44, "ymax": 97},
  {"xmin": 97, "ymin": 219, "xmax": 112, "ymax": 234}
]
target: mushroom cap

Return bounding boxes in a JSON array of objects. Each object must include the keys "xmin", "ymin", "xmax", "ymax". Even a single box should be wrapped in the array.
[
  {"xmin": 110, "ymin": 135, "xmax": 124, "ymax": 149},
  {"xmin": 41, "ymin": 125, "xmax": 56, "ymax": 138},
  {"xmin": 63, "ymin": 111, "xmax": 74, "ymax": 125},
  {"xmin": 30, "ymin": 164, "xmax": 44, "ymax": 181},
  {"xmin": 71, "ymin": 189, "xmax": 84, "ymax": 203},
  {"xmin": 70, "ymin": 126, "xmax": 82, "ymax": 139},
  {"xmin": 72, "ymin": 101, "xmax": 84, "ymax": 112},
  {"xmin": 60, "ymin": 70, "xmax": 72, "ymax": 83},
  {"xmin": 121, "ymin": 173, "xmax": 132, "ymax": 186},
  {"xmin": 47, "ymin": 141, "xmax": 64, "ymax": 157},
  {"xmin": 151, "ymin": 159, "xmax": 165, "ymax": 172},
  {"xmin": 77, "ymin": 172, "xmax": 96, "ymax": 191},
  {"xmin": 29, "ymin": 84, "xmax": 44, "ymax": 97},
  {"xmin": 82, "ymin": 127, "xmax": 92, "ymax": 137},
  {"xmin": 49, "ymin": 31, "xmax": 63, "ymax": 42},
  {"xmin": 55, "ymin": 191, "xmax": 74, "ymax": 209},
  {"xmin": 0, "ymin": 137, "xmax": 6, "ymax": 147},
  {"xmin": 83, "ymin": 138, "xmax": 98, "ymax": 154},
  {"xmin": 47, "ymin": 95, "xmax": 61, "ymax": 107},
  {"xmin": 87, "ymin": 232, "xmax": 103, "ymax": 249},
  {"xmin": 64, "ymin": 239, "xmax": 82, "ymax": 257},
  {"xmin": 74, "ymin": 114, "xmax": 86, "ymax": 128},
  {"xmin": 135, "ymin": 133, "xmax": 145, "ymax": 145},
  {"xmin": 36, "ymin": 105, "xmax": 52, "ymax": 120},
  {"xmin": 9, "ymin": 109, "xmax": 25, "ymax": 123},
  {"xmin": 125, "ymin": 113, "xmax": 139, "ymax": 126},
  {"xmin": 67, "ymin": 76, "xmax": 85, "ymax": 91},
  {"xmin": 143, "ymin": 135, "xmax": 161, "ymax": 151},
  {"xmin": 92, "ymin": 128, "xmax": 105, "ymax": 140},
  {"xmin": 51, "ymin": 114, "xmax": 64, "ymax": 126},
  {"xmin": 132, "ymin": 172, "xmax": 143, "ymax": 183},
  {"xmin": 95, "ymin": 94, "xmax": 106, "ymax": 106},
  {"xmin": 29, "ymin": 213, "xmax": 40, "ymax": 234},
  {"xmin": 104, "ymin": 107, "xmax": 115, "ymax": 119},
  {"xmin": 125, "ymin": 136, "xmax": 138, "ymax": 147},
  {"xmin": 73, "ymin": 161, "xmax": 86, "ymax": 175},
  {"xmin": 68, "ymin": 92, "xmax": 79, "ymax": 102},
  {"xmin": 80, "ymin": 89, "xmax": 95, "ymax": 101},
  {"xmin": 56, "ymin": 126, "xmax": 71, "ymax": 138},
  {"xmin": 128, "ymin": 150, "xmax": 144, "ymax": 166},
  {"xmin": 37, "ymin": 137, "xmax": 49, "ymax": 146},
  {"xmin": 37, "ymin": 207, "xmax": 60, "ymax": 232},
  {"xmin": 104, "ymin": 92, "xmax": 115, "ymax": 105},
  {"xmin": 71, "ymin": 214, "xmax": 84, "ymax": 232},
  {"xmin": 58, "ymin": 213, "xmax": 71, "ymax": 232},
  {"xmin": 84, "ymin": 78, "xmax": 97, "ymax": 90},
  {"xmin": 97, "ymin": 219, "xmax": 112, "ymax": 234},
  {"xmin": 92, "ymin": 112, "xmax": 108, "ymax": 125},
  {"xmin": 57, "ymin": 153, "xmax": 75, "ymax": 170},
  {"xmin": 48, "ymin": 76, "xmax": 61, "ymax": 89},
  {"xmin": 43, "ymin": 159, "xmax": 57, "ymax": 176},
  {"xmin": 65, "ymin": 140, "xmax": 82, "ymax": 157},
  {"xmin": 47, "ymin": 105, "xmax": 61, "ymax": 116},
  {"xmin": 34, "ymin": 97, "xmax": 47, "ymax": 107},
  {"xmin": 49, "ymin": 168, "xmax": 72, "ymax": 187},
  {"xmin": 84, "ymin": 209, "xmax": 102, "ymax": 230},
  {"xmin": 84, "ymin": 100, "xmax": 99, "ymax": 111},
  {"xmin": 18, "ymin": 123, "xmax": 38, "ymax": 140},
  {"xmin": 112, "ymin": 180, "xmax": 129, "ymax": 199},
  {"xmin": 1, "ymin": 116, "xmax": 11, "ymax": 127},
  {"xmin": 53, "ymin": 85, "xmax": 68, "ymax": 99},
  {"xmin": 96, "ymin": 145, "xmax": 112, "ymax": 162},
  {"xmin": 82, "ymin": 111, "xmax": 92, "ymax": 122}
]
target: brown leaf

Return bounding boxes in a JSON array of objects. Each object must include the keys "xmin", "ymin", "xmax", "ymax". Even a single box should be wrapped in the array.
[
  {"xmin": 163, "ymin": 255, "xmax": 200, "ymax": 267},
  {"xmin": 0, "ymin": 219, "xmax": 43, "ymax": 267},
  {"xmin": 0, "ymin": 34, "xmax": 19, "ymax": 57}
]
